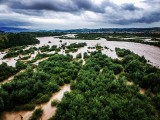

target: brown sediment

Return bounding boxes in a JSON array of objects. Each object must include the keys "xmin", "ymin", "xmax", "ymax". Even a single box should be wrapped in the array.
[
  {"xmin": 140, "ymin": 88, "xmax": 145, "ymax": 94},
  {"xmin": 126, "ymin": 81, "xmax": 134, "ymax": 86},
  {"xmin": 41, "ymin": 84, "xmax": 71, "ymax": 119}
]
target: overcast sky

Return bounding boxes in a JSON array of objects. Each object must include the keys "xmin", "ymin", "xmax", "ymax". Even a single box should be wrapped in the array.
[{"xmin": 0, "ymin": 0, "xmax": 160, "ymax": 30}]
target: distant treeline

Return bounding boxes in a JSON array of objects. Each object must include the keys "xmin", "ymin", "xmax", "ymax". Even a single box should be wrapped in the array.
[
  {"xmin": 76, "ymin": 32, "xmax": 160, "ymax": 39},
  {"xmin": 27, "ymin": 32, "xmax": 65, "ymax": 37},
  {"xmin": 74, "ymin": 33, "xmax": 160, "ymax": 47},
  {"xmin": 0, "ymin": 33, "xmax": 39, "ymax": 49}
]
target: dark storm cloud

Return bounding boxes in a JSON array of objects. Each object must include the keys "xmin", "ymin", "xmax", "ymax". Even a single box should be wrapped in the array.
[
  {"xmin": 0, "ymin": 0, "xmax": 159, "ymax": 28},
  {"xmin": 135, "ymin": 12, "xmax": 160, "ymax": 24},
  {"xmin": 0, "ymin": 0, "xmax": 143, "ymax": 14},
  {"xmin": 121, "ymin": 3, "xmax": 140, "ymax": 11},
  {"xmin": 13, "ymin": 9, "xmax": 43, "ymax": 16},
  {"xmin": 9, "ymin": 1, "xmax": 77, "ymax": 12},
  {"xmin": 4, "ymin": 0, "xmax": 105, "ymax": 13},
  {"xmin": 72, "ymin": 0, "xmax": 105, "ymax": 13},
  {"xmin": 111, "ymin": 12, "xmax": 160, "ymax": 25}
]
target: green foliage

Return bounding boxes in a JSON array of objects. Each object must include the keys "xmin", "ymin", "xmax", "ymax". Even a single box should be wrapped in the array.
[
  {"xmin": 29, "ymin": 108, "xmax": 43, "ymax": 120},
  {"xmin": 14, "ymin": 104, "xmax": 35, "ymax": 111},
  {"xmin": 16, "ymin": 61, "xmax": 27, "ymax": 70},
  {"xmin": 152, "ymin": 93, "xmax": 160, "ymax": 110},
  {"xmin": 65, "ymin": 42, "xmax": 87, "ymax": 53},
  {"xmin": 28, "ymin": 53, "xmax": 50, "ymax": 63},
  {"xmin": 115, "ymin": 48, "xmax": 131, "ymax": 57},
  {"xmin": 3, "ymin": 47, "xmax": 35, "ymax": 59},
  {"xmin": 38, "ymin": 54, "xmax": 81, "ymax": 84},
  {"xmin": 76, "ymin": 53, "xmax": 82, "ymax": 59},
  {"xmin": 0, "ymin": 45, "xmax": 160, "ymax": 120},
  {"xmin": 75, "ymin": 33, "xmax": 103, "ymax": 40},
  {"xmin": 39, "ymin": 45, "xmax": 50, "ymax": 52},
  {"xmin": 0, "ymin": 97, "xmax": 4, "ymax": 112},
  {"xmin": 19, "ymin": 55, "xmax": 31, "ymax": 60},
  {"xmin": 66, "ymin": 43, "xmax": 87, "ymax": 49},
  {"xmin": 51, "ymin": 99, "xmax": 60, "ymax": 107},
  {"xmin": 35, "ymin": 94, "xmax": 51, "ymax": 104},
  {"xmin": 95, "ymin": 44, "xmax": 102, "ymax": 50},
  {"xmin": 0, "ymin": 33, "xmax": 39, "ymax": 49},
  {"xmin": 83, "ymin": 52, "xmax": 89, "ymax": 59},
  {"xmin": 50, "ymin": 45, "xmax": 58, "ymax": 51},
  {"xmin": 3, "ymin": 49, "xmax": 20, "ymax": 58},
  {"xmin": 51, "ymin": 52, "xmax": 159, "ymax": 120},
  {"xmin": 115, "ymin": 48, "xmax": 160, "ymax": 94},
  {"xmin": 109, "ymin": 63, "xmax": 123, "ymax": 75},
  {"xmin": 0, "ymin": 62, "xmax": 17, "ymax": 82},
  {"xmin": 0, "ymin": 54, "xmax": 81, "ymax": 112}
]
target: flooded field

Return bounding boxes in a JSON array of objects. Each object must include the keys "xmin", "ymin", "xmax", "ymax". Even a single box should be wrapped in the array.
[
  {"xmin": 0, "ymin": 35, "xmax": 160, "ymax": 68},
  {"xmin": 0, "ymin": 35, "xmax": 159, "ymax": 120},
  {"xmin": 1, "ymin": 84, "xmax": 70, "ymax": 120},
  {"xmin": 36, "ymin": 37, "xmax": 160, "ymax": 68}
]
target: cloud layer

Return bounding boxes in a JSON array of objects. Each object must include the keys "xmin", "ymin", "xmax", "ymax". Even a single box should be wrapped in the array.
[{"xmin": 0, "ymin": 0, "xmax": 160, "ymax": 29}]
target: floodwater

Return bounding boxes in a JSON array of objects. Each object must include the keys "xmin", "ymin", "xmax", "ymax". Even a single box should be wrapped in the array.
[
  {"xmin": 0, "ymin": 35, "xmax": 159, "ymax": 119},
  {"xmin": 37, "ymin": 37, "xmax": 160, "ymax": 68},
  {"xmin": 1, "ymin": 84, "xmax": 71, "ymax": 120},
  {"xmin": 41, "ymin": 84, "xmax": 71, "ymax": 119},
  {"xmin": 1, "ymin": 36, "xmax": 160, "ymax": 68}
]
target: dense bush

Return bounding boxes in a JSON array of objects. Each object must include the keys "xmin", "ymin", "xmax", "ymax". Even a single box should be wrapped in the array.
[
  {"xmin": 51, "ymin": 99, "xmax": 60, "ymax": 107},
  {"xmin": 0, "ymin": 33, "xmax": 40, "ymax": 49},
  {"xmin": 0, "ymin": 62, "xmax": 17, "ymax": 82},
  {"xmin": 51, "ymin": 52, "xmax": 159, "ymax": 120},
  {"xmin": 4, "ymin": 47, "xmax": 35, "ymax": 59},
  {"xmin": 83, "ymin": 52, "xmax": 89, "ymax": 59},
  {"xmin": 109, "ymin": 63, "xmax": 123, "ymax": 75},
  {"xmin": 0, "ymin": 61, "xmax": 27, "ymax": 82},
  {"xmin": 0, "ymin": 54, "xmax": 81, "ymax": 112},
  {"xmin": 3, "ymin": 49, "xmax": 20, "ymax": 58},
  {"xmin": 16, "ymin": 61, "xmax": 27, "ymax": 71},
  {"xmin": 76, "ymin": 53, "xmax": 82, "ymax": 59},
  {"xmin": 29, "ymin": 108, "xmax": 43, "ymax": 120},
  {"xmin": 116, "ymin": 48, "xmax": 160, "ymax": 94},
  {"xmin": 115, "ymin": 48, "xmax": 131, "ymax": 57},
  {"xmin": 14, "ymin": 104, "xmax": 35, "ymax": 111},
  {"xmin": 66, "ymin": 43, "xmax": 87, "ymax": 49},
  {"xmin": 65, "ymin": 43, "xmax": 87, "ymax": 53},
  {"xmin": 0, "ymin": 47, "xmax": 160, "ymax": 120},
  {"xmin": 39, "ymin": 45, "xmax": 50, "ymax": 52}
]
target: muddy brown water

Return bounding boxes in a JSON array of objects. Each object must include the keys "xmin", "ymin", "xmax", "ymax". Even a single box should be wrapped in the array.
[
  {"xmin": 36, "ymin": 37, "xmax": 160, "ymax": 68},
  {"xmin": 1, "ymin": 84, "xmax": 70, "ymax": 120},
  {"xmin": 0, "ymin": 36, "xmax": 160, "ymax": 68}
]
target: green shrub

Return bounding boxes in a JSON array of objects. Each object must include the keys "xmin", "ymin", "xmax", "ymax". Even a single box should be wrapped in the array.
[
  {"xmin": 14, "ymin": 104, "xmax": 35, "ymax": 111},
  {"xmin": 35, "ymin": 94, "xmax": 51, "ymax": 104},
  {"xmin": 115, "ymin": 48, "xmax": 131, "ymax": 57},
  {"xmin": 51, "ymin": 99, "xmax": 60, "ymax": 107},
  {"xmin": 76, "ymin": 53, "xmax": 82, "ymax": 59},
  {"xmin": 109, "ymin": 64, "xmax": 123, "ymax": 75},
  {"xmin": 29, "ymin": 108, "xmax": 43, "ymax": 120}
]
